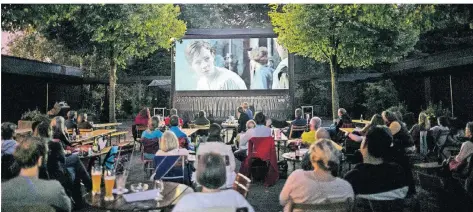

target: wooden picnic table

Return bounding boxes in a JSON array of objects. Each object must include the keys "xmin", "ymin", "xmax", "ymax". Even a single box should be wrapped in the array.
[
  {"xmin": 340, "ymin": 128, "xmax": 357, "ymax": 134},
  {"xmin": 221, "ymin": 123, "xmax": 239, "ymax": 128},
  {"xmin": 92, "ymin": 123, "xmax": 122, "ymax": 129},
  {"xmin": 181, "ymin": 128, "xmax": 199, "ymax": 137},
  {"xmin": 74, "ymin": 129, "xmax": 116, "ymax": 144},
  {"xmin": 352, "ymin": 119, "xmax": 371, "ymax": 125}
]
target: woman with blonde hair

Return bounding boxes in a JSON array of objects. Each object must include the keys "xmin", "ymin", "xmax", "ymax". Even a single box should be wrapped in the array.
[
  {"xmin": 156, "ymin": 131, "xmax": 189, "ymax": 156},
  {"xmin": 409, "ymin": 112, "xmax": 430, "ymax": 154},
  {"xmin": 280, "ymin": 139, "xmax": 354, "ymax": 212},
  {"xmin": 52, "ymin": 116, "xmax": 72, "ymax": 148},
  {"xmin": 250, "ymin": 47, "xmax": 273, "ymax": 90}
]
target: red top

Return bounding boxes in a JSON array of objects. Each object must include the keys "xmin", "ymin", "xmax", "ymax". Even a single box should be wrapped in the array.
[
  {"xmin": 239, "ymin": 137, "xmax": 279, "ymax": 187},
  {"xmin": 164, "ymin": 116, "xmax": 183, "ymax": 127},
  {"xmin": 134, "ymin": 114, "xmax": 149, "ymax": 126}
]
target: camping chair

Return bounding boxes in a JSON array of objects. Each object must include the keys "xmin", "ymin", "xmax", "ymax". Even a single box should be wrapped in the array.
[
  {"xmin": 289, "ymin": 198, "xmax": 353, "ymax": 212},
  {"xmin": 288, "ymin": 125, "xmax": 307, "ymax": 139},
  {"xmin": 103, "ymin": 146, "xmax": 119, "ymax": 170},
  {"xmin": 152, "ymin": 155, "xmax": 190, "ymax": 185},
  {"xmin": 140, "ymin": 139, "xmax": 157, "ymax": 177},
  {"xmin": 240, "ymin": 137, "xmax": 279, "ymax": 187},
  {"xmin": 233, "ymin": 173, "xmax": 251, "ymax": 198},
  {"xmin": 114, "ymin": 142, "xmax": 135, "ymax": 175}
]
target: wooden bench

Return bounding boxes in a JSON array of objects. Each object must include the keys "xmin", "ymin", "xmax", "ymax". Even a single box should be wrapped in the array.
[{"xmin": 110, "ymin": 131, "xmax": 128, "ymax": 144}]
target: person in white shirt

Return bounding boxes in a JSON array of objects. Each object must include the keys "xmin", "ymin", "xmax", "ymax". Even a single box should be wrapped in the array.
[
  {"xmin": 194, "ymin": 124, "xmax": 236, "ymax": 188},
  {"xmin": 235, "ymin": 112, "xmax": 272, "ymax": 162},
  {"xmin": 172, "ymin": 152, "xmax": 255, "ymax": 212},
  {"xmin": 185, "ymin": 40, "xmax": 247, "ymax": 91},
  {"xmin": 453, "ymin": 122, "xmax": 473, "ymax": 163},
  {"xmin": 280, "ymin": 139, "xmax": 354, "ymax": 212}
]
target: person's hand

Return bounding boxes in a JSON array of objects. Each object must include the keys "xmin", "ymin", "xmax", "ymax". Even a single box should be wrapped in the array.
[
  {"xmin": 345, "ymin": 132, "xmax": 350, "ymax": 137},
  {"xmin": 65, "ymin": 150, "xmax": 72, "ymax": 155}
]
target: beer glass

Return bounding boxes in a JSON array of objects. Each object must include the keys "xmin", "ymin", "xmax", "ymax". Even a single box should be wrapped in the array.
[
  {"xmin": 91, "ymin": 166, "xmax": 102, "ymax": 195},
  {"xmin": 104, "ymin": 170, "xmax": 116, "ymax": 201}
]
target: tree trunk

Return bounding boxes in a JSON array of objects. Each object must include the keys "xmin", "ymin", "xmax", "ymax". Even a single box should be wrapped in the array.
[
  {"xmin": 330, "ymin": 55, "xmax": 340, "ymax": 120},
  {"xmin": 109, "ymin": 58, "xmax": 117, "ymax": 123}
]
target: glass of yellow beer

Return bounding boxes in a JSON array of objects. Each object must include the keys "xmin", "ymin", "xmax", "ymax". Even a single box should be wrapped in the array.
[
  {"xmin": 104, "ymin": 170, "xmax": 116, "ymax": 201},
  {"xmin": 91, "ymin": 166, "xmax": 102, "ymax": 195}
]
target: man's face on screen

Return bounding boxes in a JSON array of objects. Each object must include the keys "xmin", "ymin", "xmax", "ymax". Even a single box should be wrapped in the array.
[{"xmin": 191, "ymin": 48, "xmax": 216, "ymax": 77}]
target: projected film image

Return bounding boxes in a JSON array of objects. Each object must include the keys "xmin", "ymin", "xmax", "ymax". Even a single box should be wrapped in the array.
[{"xmin": 175, "ymin": 38, "xmax": 289, "ymax": 91}]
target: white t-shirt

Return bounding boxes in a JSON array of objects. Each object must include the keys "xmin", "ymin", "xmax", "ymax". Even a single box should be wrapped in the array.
[
  {"xmin": 280, "ymin": 169, "xmax": 354, "ymax": 212},
  {"xmin": 196, "ymin": 67, "xmax": 247, "ymax": 90},
  {"xmin": 172, "ymin": 189, "xmax": 255, "ymax": 212}
]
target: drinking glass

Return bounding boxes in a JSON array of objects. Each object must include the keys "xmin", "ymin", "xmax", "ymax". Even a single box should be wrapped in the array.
[
  {"xmin": 91, "ymin": 166, "xmax": 102, "ymax": 195},
  {"xmin": 104, "ymin": 170, "xmax": 116, "ymax": 201},
  {"xmin": 154, "ymin": 180, "xmax": 164, "ymax": 201},
  {"xmin": 115, "ymin": 171, "xmax": 128, "ymax": 195}
]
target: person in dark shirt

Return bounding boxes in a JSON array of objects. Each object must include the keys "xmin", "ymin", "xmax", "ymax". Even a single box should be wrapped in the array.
[
  {"xmin": 77, "ymin": 113, "xmax": 93, "ymax": 130},
  {"xmin": 344, "ymin": 126, "xmax": 408, "ymax": 199},
  {"xmin": 65, "ymin": 111, "xmax": 78, "ymax": 134},
  {"xmin": 194, "ymin": 110, "xmax": 210, "ymax": 126},
  {"xmin": 52, "ymin": 116, "xmax": 72, "ymax": 147},
  {"xmin": 229, "ymin": 107, "xmax": 249, "ymax": 145},
  {"xmin": 286, "ymin": 108, "xmax": 307, "ymax": 139}
]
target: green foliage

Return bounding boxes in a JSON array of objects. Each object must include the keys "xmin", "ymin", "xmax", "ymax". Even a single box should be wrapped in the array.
[
  {"xmin": 270, "ymin": 4, "xmax": 435, "ymax": 118},
  {"xmin": 20, "ymin": 109, "xmax": 49, "ymax": 121},
  {"xmin": 423, "ymin": 101, "xmax": 451, "ymax": 118},
  {"xmin": 362, "ymin": 80, "xmax": 400, "ymax": 116},
  {"xmin": 180, "ymin": 4, "xmax": 271, "ymax": 28},
  {"xmin": 269, "ymin": 4, "xmax": 435, "ymax": 67}
]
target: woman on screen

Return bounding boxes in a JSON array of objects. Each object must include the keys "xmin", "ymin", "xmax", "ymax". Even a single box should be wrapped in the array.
[
  {"xmin": 185, "ymin": 41, "xmax": 247, "ymax": 91},
  {"xmin": 272, "ymin": 38, "xmax": 289, "ymax": 89},
  {"xmin": 250, "ymin": 47, "xmax": 273, "ymax": 90}
]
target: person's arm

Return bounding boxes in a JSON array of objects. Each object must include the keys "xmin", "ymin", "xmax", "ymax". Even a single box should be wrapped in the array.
[
  {"xmin": 279, "ymin": 170, "xmax": 297, "ymax": 206},
  {"xmin": 52, "ymin": 181, "xmax": 72, "ymax": 212},
  {"xmin": 348, "ymin": 133, "xmax": 363, "ymax": 142},
  {"xmin": 455, "ymin": 142, "xmax": 472, "ymax": 162},
  {"xmin": 388, "ymin": 121, "xmax": 402, "ymax": 135},
  {"xmin": 60, "ymin": 133, "xmax": 71, "ymax": 147}
]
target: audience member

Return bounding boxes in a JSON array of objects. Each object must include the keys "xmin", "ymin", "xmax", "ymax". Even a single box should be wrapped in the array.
[
  {"xmin": 195, "ymin": 123, "xmax": 236, "ymax": 188},
  {"xmin": 2, "ymin": 122, "xmax": 17, "ymax": 156},
  {"xmin": 451, "ymin": 122, "xmax": 473, "ymax": 166},
  {"xmin": 344, "ymin": 126, "xmax": 408, "ymax": 199},
  {"xmin": 173, "ymin": 152, "xmax": 255, "ymax": 212},
  {"xmin": 1, "ymin": 136, "xmax": 71, "ymax": 211},
  {"xmin": 301, "ymin": 117, "xmax": 322, "ymax": 145},
  {"xmin": 132, "ymin": 107, "xmax": 151, "ymax": 141},
  {"xmin": 280, "ymin": 139, "xmax": 354, "ymax": 212},
  {"xmin": 242, "ymin": 102, "xmax": 253, "ymax": 119},
  {"xmin": 235, "ymin": 120, "xmax": 256, "ymax": 160},
  {"xmin": 235, "ymin": 112, "xmax": 272, "ymax": 162},
  {"xmin": 430, "ymin": 116, "xmax": 450, "ymax": 143},
  {"xmin": 169, "ymin": 115, "xmax": 190, "ymax": 149},
  {"xmin": 194, "ymin": 110, "xmax": 210, "ymax": 126},
  {"xmin": 2, "ymin": 122, "xmax": 20, "ymax": 181},
  {"xmin": 382, "ymin": 110, "xmax": 416, "ymax": 196},
  {"xmin": 409, "ymin": 112, "xmax": 430, "ymax": 154},
  {"xmin": 65, "ymin": 111, "xmax": 78, "ymax": 134},
  {"xmin": 287, "ymin": 108, "xmax": 307, "ymax": 138},
  {"xmin": 156, "ymin": 131, "xmax": 189, "ymax": 156},
  {"xmin": 165, "ymin": 108, "xmax": 184, "ymax": 127},
  {"xmin": 347, "ymin": 114, "xmax": 385, "ymax": 142},
  {"xmin": 141, "ymin": 116, "xmax": 163, "ymax": 160},
  {"xmin": 52, "ymin": 116, "xmax": 73, "ymax": 148},
  {"xmin": 77, "ymin": 113, "xmax": 93, "ymax": 129},
  {"xmin": 229, "ymin": 106, "xmax": 250, "ymax": 144}
]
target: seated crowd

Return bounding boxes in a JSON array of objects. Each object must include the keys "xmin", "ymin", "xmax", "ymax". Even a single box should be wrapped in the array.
[{"xmin": 2, "ymin": 102, "xmax": 472, "ymax": 212}]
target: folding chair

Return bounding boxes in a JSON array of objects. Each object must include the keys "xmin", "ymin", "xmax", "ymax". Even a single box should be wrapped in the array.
[
  {"xmin": 233, "ymin": 173, "xmax": 251, "ymax": 198},
  {"xmin": 433, "ymin": 129, "xmax": 451, "ymax": 161},
  {"xmin": 152, "ymin": 155, "xmax": 190, "ymax": 186},
  {"xmin": 288, "ymin": 125, "xmax": 307, "ymax": 139}
]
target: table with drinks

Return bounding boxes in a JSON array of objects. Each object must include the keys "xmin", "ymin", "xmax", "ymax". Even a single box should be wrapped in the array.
[
  {"xmin": 282, "ymin": 142, "xmax": 309, "ymax": 171},
  {"xmin": 86, "ymin": 166, "xmax": 194, "ymax": 210},
  {"xmin": 221, "ymin": 118, "xmax": 239, "ymax": 143},
  {"xmin": 272, "ymin": 128, "xmax": 288, "ymax": 161}
]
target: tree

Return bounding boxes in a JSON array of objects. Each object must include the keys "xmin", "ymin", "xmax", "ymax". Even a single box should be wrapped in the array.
[
  {"xmin": 180, "ymin": 4, "xmax": 271, "ymax": 28},
  {"xmin": 269, "ymin": 4, "xmax": 435, "ymax": 119},
  {"xmin": 3, "ymin": 5, "xmax": 187, "ymax": 122}
]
